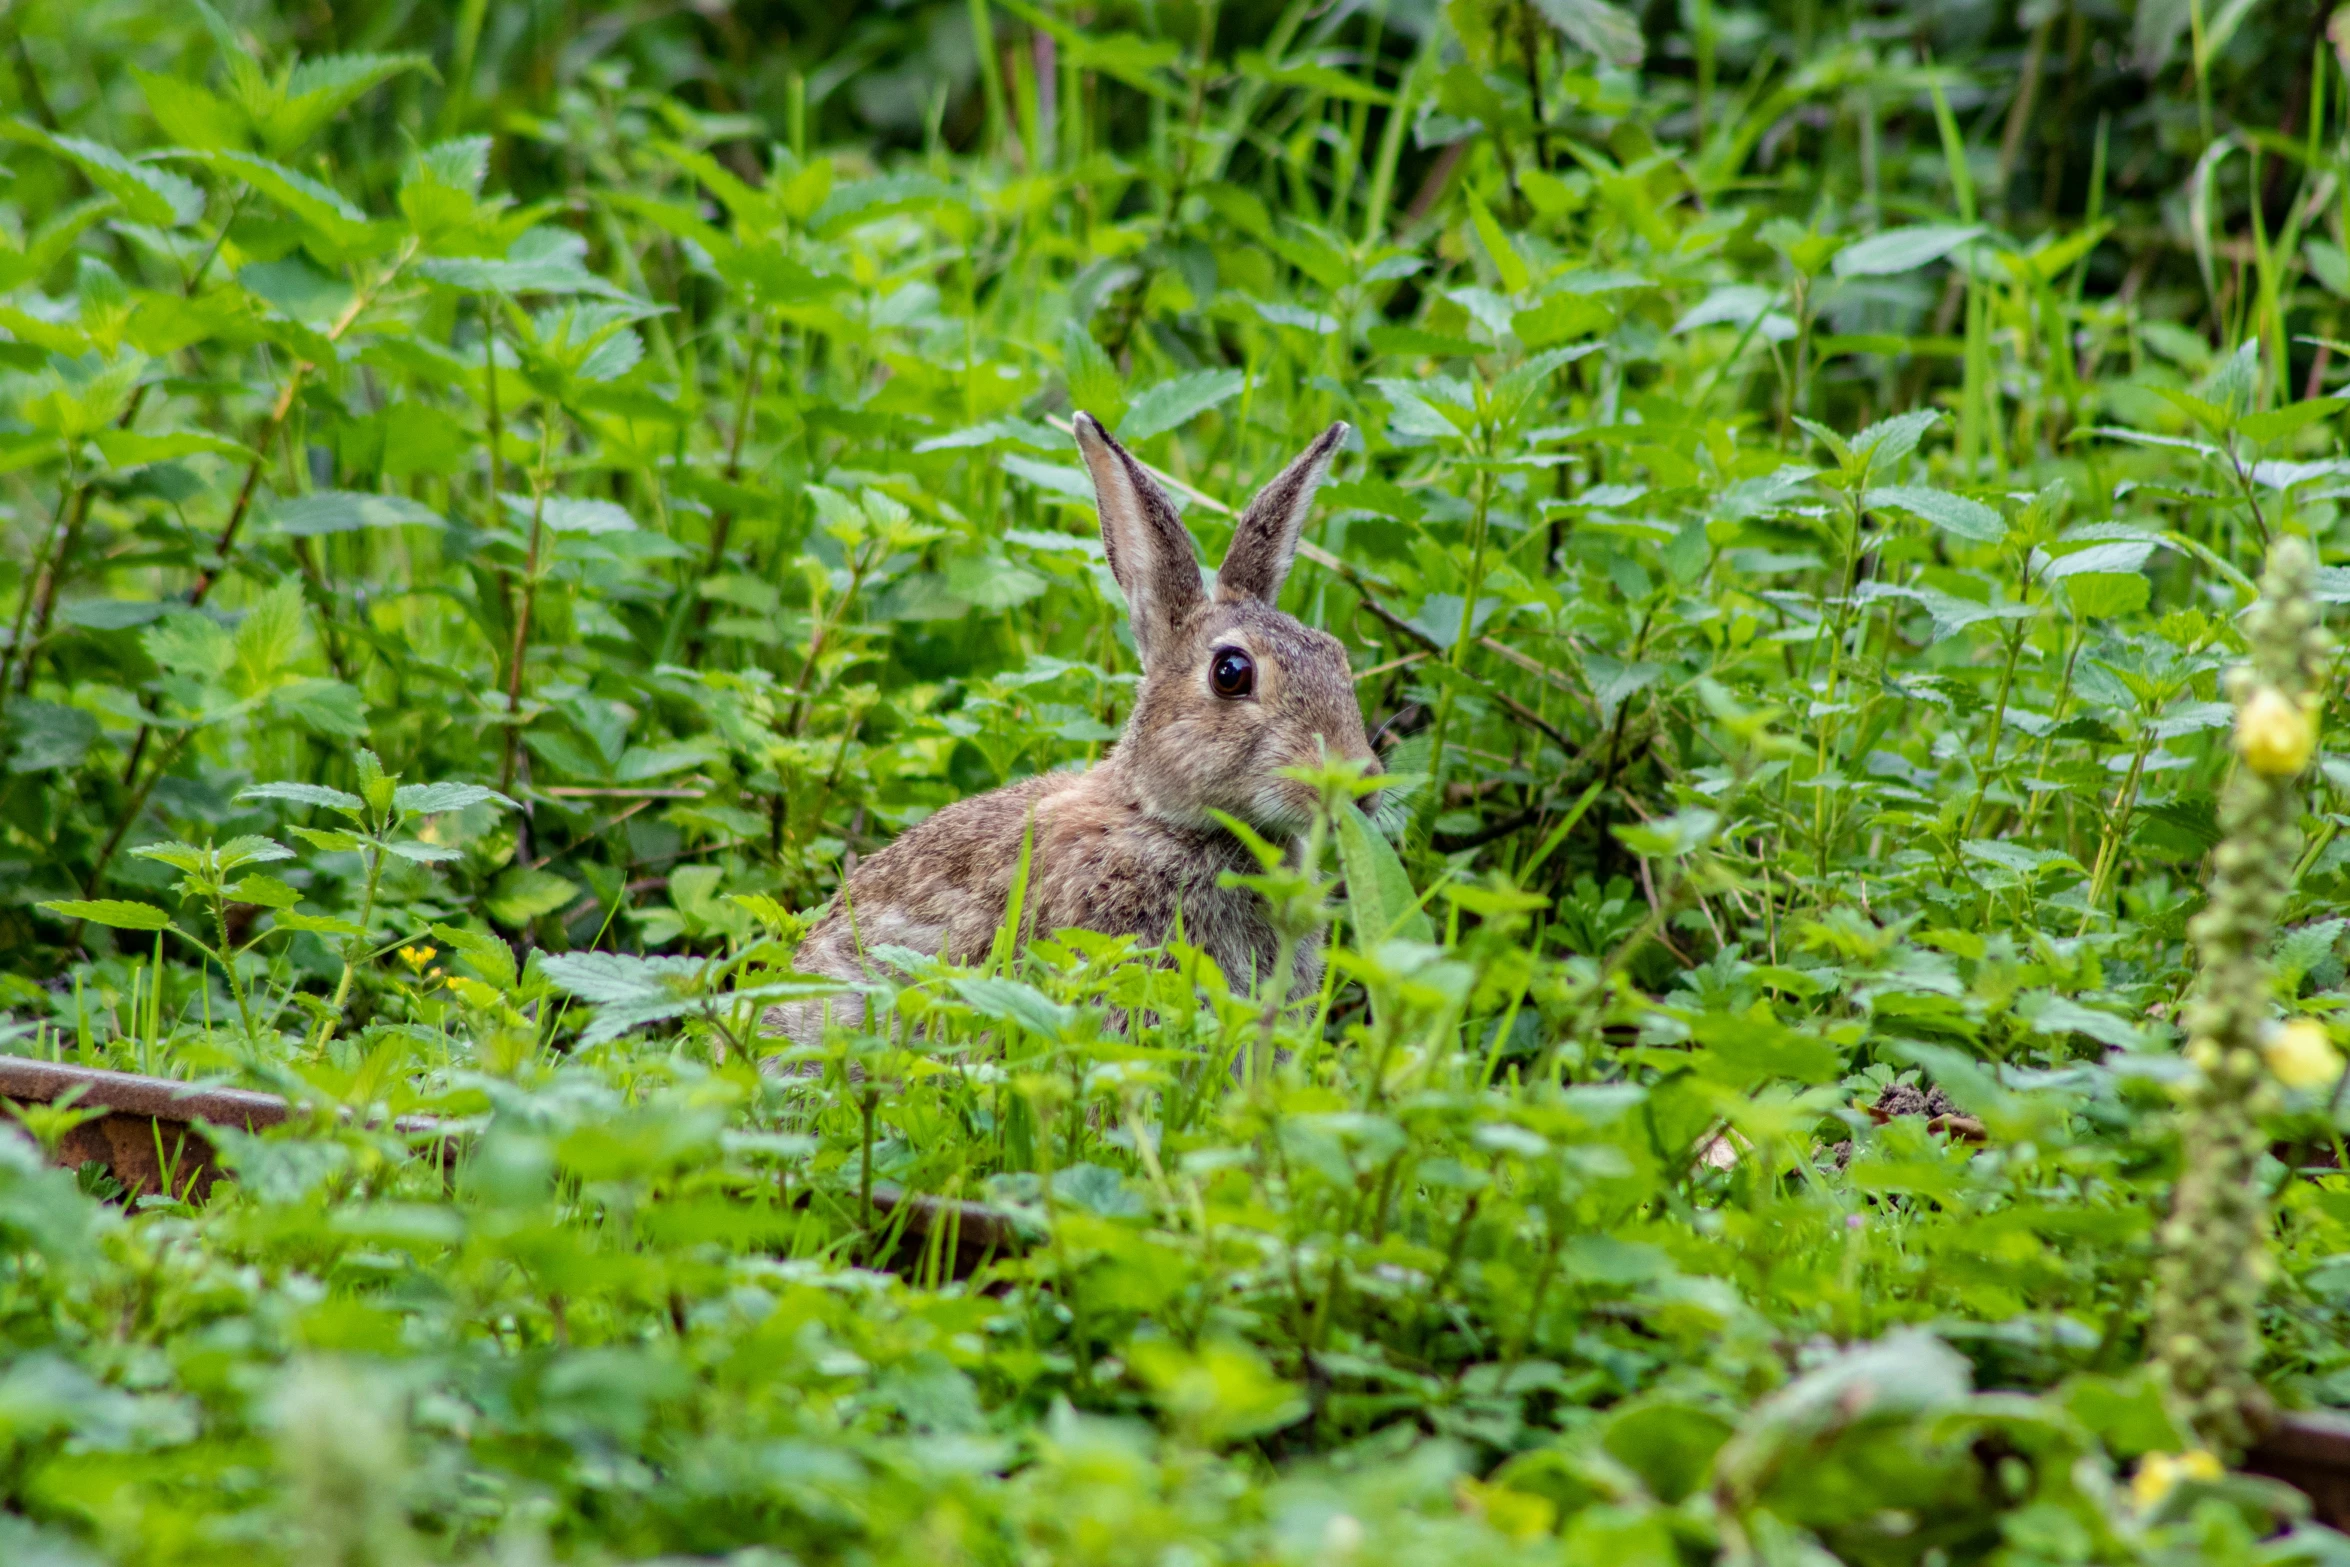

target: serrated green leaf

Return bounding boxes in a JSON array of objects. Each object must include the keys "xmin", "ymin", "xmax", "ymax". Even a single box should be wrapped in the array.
[
  {"xmin": 487, "ymin": 867, "xmax": 581, "ymax": 927},
  {"xmin": 2237, "ymin": 397, "xmax": 2349, "ymax": 443},
  {"xmin": 271, "ymin": 910, "xmax": 364, "ymax": 938},
  {"xmin": 1121, "ymin": 370, "xmax": 1247, "ymax": 442},
  {"xmin": 39, "ymin": 898, "xmax": 172, "ymax": 931},
  {"xmin": 1864, "ymin": 485, "xmax": 2006, "ymax": 543},
  {"xmin": 1, "ymin": 122, "xmax": 204, "ymax": 227}
]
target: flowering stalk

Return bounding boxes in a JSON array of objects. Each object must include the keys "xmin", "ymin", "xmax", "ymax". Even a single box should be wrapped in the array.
[{"xmin": 2151, "ymin": 536, "xmax": 2331, "ymax": 1452}]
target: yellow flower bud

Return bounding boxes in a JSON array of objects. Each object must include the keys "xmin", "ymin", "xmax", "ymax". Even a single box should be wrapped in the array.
[
  {"xmin": 2235, "ymin": 685, "xmax": 2316, "ymax": 776},
  {"xmin": 2262, "ymin": 1018, "xmax": 2343, "ymax": 1090},
  {"xmin": 2132, "ymin": 1449, "xmax": 2223, "ymax": 1509}
]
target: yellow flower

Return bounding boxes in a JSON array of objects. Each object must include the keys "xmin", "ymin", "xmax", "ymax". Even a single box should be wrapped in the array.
[
  {"xmin": 2132, "ymin": 1449, "xmax": 2223, "ymax": 1509},
  {"xmin": 398, "ymin": 944, "xmax": 437, "ymax": 973},
  {"xmin": 2263, "ymin": 1018, "xmax": 2344, "ymax": 1090},
  {"xmin": 2235, "ymin": 686, "xmax": 2316, "ymax": 776}
]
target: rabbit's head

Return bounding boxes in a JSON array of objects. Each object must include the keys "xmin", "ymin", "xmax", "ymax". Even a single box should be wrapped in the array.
[{"xmin": 1073, "ymin": 413, "xmax": 1379, "ymax": 837}]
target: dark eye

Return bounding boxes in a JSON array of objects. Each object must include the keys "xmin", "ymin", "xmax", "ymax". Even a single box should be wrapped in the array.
[{"xmin": 1210, "ymin": 647, "xmax": 1255, "ymax": 699}]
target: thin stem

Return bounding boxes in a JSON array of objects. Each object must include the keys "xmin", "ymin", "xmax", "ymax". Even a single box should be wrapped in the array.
[
  {"xmin": 314, "ymin": 840, "xmax": 389, "ymax": 1050},
  {"xmin": 499, "ymin": 416, "xmax": 558, "ymax": 796},
  {"xmin": 2080, "ymin": 730, "xmax": 2158, "ymax": 929},
  {"xmin": 0, "ymin": 465, "xmax": 77, "ymax": 711}
]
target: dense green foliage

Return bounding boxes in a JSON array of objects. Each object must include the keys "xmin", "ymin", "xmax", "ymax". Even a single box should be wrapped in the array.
[{"xmin": 12, "ymin": 0, "xmax": 2350, "ymax": 1561}]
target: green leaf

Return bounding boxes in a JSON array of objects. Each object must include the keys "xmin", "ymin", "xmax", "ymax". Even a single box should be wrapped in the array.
[
  {"xmin": 1, "ymin": 122, "xmax": 204, "ymax": 227},
  {"xmin": 2003, "ymin": 222, "xmax": 2111, "ymax": 286},
  {"xmin": 1335, "ymin": 802, "xmax": 1432, "ymax": 945},
  {"xmin": 949, "ymin": 976, "xmax": 1077, "ymax": 1039},
  {"xmin": 1528, "ymin": 0, "xmax": 1646, "ymax": 66},
  {"xmin": 232, "ymin": 579, "xmax": 307, "ymax": 691},
  {"xmin": 499, "ymin": 493, "xmax": 635, "ymax": 535},
  {"xmin": 0, "ymin": 304, "xmax": 92, "ymax": 356},
  {"xmin": 271, "ymin": 678, "xmax": 370, "ymax": 738},
  {"xmin": 268, "ymin": 491, "xmax": 447, "ymax": 536},
  {"xmin": 142, "ymin": 610, "xmax": 235, "ymax": 683},
  {"xmin": 131, "ymin": 68, "xmax": 249, "ymax": 150},
  {"xmin": 2060, "ymin": 571, "xmax": 2151, "ymax": 620},
  {"xmin": 1002, "ymin": 455, "xmax": 1096, "ymax": 501},
  {"xmin": 2204, "ymin": 338, "xmax": 2261, "ymax": 416},
  {"xmin": 1613, "ymin": 808, "xmax": 1721, "ymax": 858},
  {"xmin": 263, "ymin": 52, "xmax": 432, "ymax": 156},
  {"xmin": 1863, "ymin": 485, "xmax": 2006, "ymax": 543},
  {"xmin": 1689, "ymin": 1012, "xmax": 1845, "ymax": 1085},
  {"xmin": 2041, "ymin": 540, "xmax": 2156, "ymax": 580},
  {"xmin": 223, "ymin": 873, "xmax": 300, "ymax": 910},
  {"xmin": 1848, "ymin": 408, "xmax": 1941, "ymax": 472},
  {"xmin": 213, "ymin": 835, "xmax": 295, "ymax": 871},
  {"xmin": 2151, "ymin": 387, "xmax": 2234, "ymax": 433},
  {"xmin": 271, "ymin": 910, "xmax": 364, "ymax": 938},
  {"xmin": 1367, "ymin": 325, "xmax": 1484, "ymax": 359},
  {"xmin": 394, "ymin": 781, "xmax": 519, "ymax": 815},
  {"xmin": 39, "ymin": 898, "xmax": 172, "ymax": 931},
  {"xmin": 92, "ymin": 428, "xmax": 257, "ymax": 469},
  {"xmin": 1061, "ymin": 319, "xmax": 1125, "ymax": 428},
  {"xmin": 0, "ymin": 196, "xmax": 112, "ymax": 294},
  {"xmin": 487, "ymin": 867, "xmax": 581, "ymax": 927},
  {"xmin": 415, "ymin": 229, "xmax": 627, "ymax": 298},
  {"xmin": 6, "ymin": 700, "xmax": 96, "ymax": 774},
  {"xmin": 1233, "ymin": 51, "xmax": 1393, "ymax": 105},
  {"xmin": 430, "ymin": 922, "xmax": 519, "ymax": 990},
  {"xmin": 2307, "ymin": 236, "xmax": 2350, "ymax": 299},
  {"xmin": 175, "ymin": 149, "xmax": 372, "ymax": 246},
  {"xmin": 238, "ymin": 781, "xmax": 366, "ymax": 814},
  {"xmin": 239, "ymin": 255, "xmax": 350, "ymax": 326},
  {"xmin": 2236, "ymin": 396, "xmax": 2349, "ymax": 443},
  {"xmin": 1831, "ymin": 224, "xmax": 1982, "ymax": 278},
  {"xmin": 124, "ymin": 841, "xmax": 207, "ymax": 874},
  {"xmin": 1792, "ymin": 415, "xmax": 1852, "ymax": 467},
  {"xmin": 1120, "ymin": 369, "xmax": 1247, "ymax": 442},
  {"xmin": 1462, "ymin": 186, "xmax": 1533, "ymax": 295},
  {"xmin": 538, "ymin": 949, "xmax": 701, "ymax": 1004}
]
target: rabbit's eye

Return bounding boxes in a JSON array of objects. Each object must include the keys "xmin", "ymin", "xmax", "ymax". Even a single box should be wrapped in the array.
[{"xmin": 1210, "ymin": 647, "xmax": 1255, "ymax": 698}]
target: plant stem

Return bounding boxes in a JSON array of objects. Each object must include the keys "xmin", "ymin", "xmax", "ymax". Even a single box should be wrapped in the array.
[{"xmin": 499, "ymin": 417, "xmax": 558, "ymax": 797}]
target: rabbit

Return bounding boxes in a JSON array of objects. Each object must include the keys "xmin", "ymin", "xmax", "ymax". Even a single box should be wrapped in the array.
[{"xmin": 769, "ymin": 413, "xmax": 1381, "ymax": 1043}]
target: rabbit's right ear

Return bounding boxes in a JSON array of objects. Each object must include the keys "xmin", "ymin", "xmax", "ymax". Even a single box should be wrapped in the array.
[{"xmin": 1073, "ymin": 412, "xmax": 1204, "ymax": 667}]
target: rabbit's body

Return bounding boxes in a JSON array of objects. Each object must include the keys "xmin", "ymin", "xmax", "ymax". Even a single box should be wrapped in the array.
[
  {"xmin": 786, "ymin": 757, "xmax": 1286, "ymax": 996},
  {"xmin": 773, "ymin": 415, "xmax": 1373, "ymax": 1041}
]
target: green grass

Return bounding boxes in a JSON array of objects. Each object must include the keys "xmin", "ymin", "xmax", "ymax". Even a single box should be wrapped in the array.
[{"xmin": 2, "ymin": 0, "xmax": 2350, "ymax": 1561}]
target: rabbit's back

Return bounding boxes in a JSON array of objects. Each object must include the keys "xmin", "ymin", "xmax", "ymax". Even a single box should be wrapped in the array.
[
  {"xmin": 798, "ymin": 771, "xmax": 1081, "ymax": 978},
  {"xmin": 779, "ymin": 759, "xmax": 1290, "ymax": 1038}
]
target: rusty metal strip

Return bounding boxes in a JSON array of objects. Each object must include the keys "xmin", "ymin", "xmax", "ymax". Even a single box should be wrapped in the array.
[
  {"xmin": 2247, "ymin": 1410, "xmax": 2350, "ymax": 1531},
  {"xmin": 0, "ymin": 1056, "xmax": 1028, "ymax": 1274}
]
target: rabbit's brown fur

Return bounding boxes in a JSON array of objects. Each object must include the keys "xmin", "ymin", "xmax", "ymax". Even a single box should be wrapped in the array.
[{"xmin": 772, "ymin": 414, "xmax": 1378, "ymax": 1040}]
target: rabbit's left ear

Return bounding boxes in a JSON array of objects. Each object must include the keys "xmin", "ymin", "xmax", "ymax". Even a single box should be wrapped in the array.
[{"xmin": 1217, "ymin": 423, "xmax": 1348, "ymax": 605}]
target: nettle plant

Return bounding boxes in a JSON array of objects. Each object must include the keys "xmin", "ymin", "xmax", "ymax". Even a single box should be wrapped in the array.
[{"xmin": 39, "ymin": 749, "xmax": 529, "ymax": 1070}]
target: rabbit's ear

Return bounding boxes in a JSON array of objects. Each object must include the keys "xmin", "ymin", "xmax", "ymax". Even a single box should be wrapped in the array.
[
  {"xmin": 1074, "ymin": 412, "xmax": 1204, "ymax": 667},
  {"xmin": 1217, "ymin": 422, "xmax": 1348, "ymax": 605}
]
